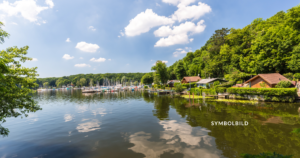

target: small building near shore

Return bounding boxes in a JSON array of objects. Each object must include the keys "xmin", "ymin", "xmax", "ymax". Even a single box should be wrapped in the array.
[
  {"xmin": 167, "ymin": 80, "xmax": 180, "ymax": 87},
  {"xmin": 181, "ymin": 76, "xmax": 201, "ymax": 83},
  {"xmin": 244, "ymin": 73, "xmax": 291, "ymax": 88},
  {"xmin": 196, "ymin": 78, "xmax": 227, "ymax": 88}
]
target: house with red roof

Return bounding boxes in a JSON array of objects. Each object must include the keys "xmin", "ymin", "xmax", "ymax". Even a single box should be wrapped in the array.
[{"xmin": 244, "ymin": 73, "xmax": 291, "ymax": 88}]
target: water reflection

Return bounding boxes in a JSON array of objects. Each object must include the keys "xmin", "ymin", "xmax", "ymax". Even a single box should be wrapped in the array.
[
  {"xmin": 128, "ymin": 129, "xmax": 222, "ymax": 158},
  {"xmin": 76, "ymin": 119, "xmax": 101, "ymax": 133},
  {"xmin": 0, "ymin": 90, "xmax": 299, "ymax": 158}
]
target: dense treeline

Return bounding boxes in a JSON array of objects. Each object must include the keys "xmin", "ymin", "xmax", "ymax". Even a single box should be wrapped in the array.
[
  {"xmin": 37, "ymin": 73, "xmax": 146, "ymax": 87},
  {"xmin": 165, "ymin": 5, "xmax": 300, "ymax": 83}
]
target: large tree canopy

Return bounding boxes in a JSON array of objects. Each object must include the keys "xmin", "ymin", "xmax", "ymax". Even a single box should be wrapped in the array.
[
  {"xmin": 0, "ymin": 22, "xmax": 41, "ymax": 136},
  {"xmin": 151, "ymin": 61, "xmax": 168, "ymax": 85},
  {"xmin": 167, "ymin": 5, "xmax": 300, "ymax": 82}
]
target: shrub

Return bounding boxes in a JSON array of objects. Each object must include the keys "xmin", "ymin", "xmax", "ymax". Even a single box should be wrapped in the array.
[
  {"xmin": 175, "ymin": 84, "xmax": 185, "ymax": 93},
  {"xmin": 215, "ymin": 87, "xmax": 227, "ymax": 93},
  {"xmin": 174, "ymin": 82, "xmax": 180, "ymax": 87},
  {"xmin": 241, "ymin": 152, "xmax": 293, "ymax": 158},
  {"xmin": 236, "ymin": 80, "xmax": 243, "ymax": 84},
  {"xmin": 283, "ymin": 73, "xmax": 294, "ymax": 80},
  {"xmin": 202, "ymin": 89, "xmax": 216, "ymax": 95},
  {"xmin": 216, "ymin": 81, "xmax": 235, "ymax": 88},
  {"xmin": 144, "ymin": 85, "xmax": 148, "ymax": 89},
  {"xmin": 213, "ymin": 81, "xmax": 220, "ymax": 86},
  {"xmin": 227, "ymin": 88, "xmax": 297, "ymax": 96},
  {"xmin": 294, "ymin": 73, "xmax": 300, "ymax": 80},
  {"xmin": 275, "ymin": 81, "xmax": 292, "ymax": 88}
]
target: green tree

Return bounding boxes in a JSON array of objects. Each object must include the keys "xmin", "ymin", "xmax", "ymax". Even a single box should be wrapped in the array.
[
  {"xmin": 0, "ymin": 22, "xmax": 41, "ymax": 136},
  {"xmin": 79, "ymin": 78, "xmax": 87, "ymax": 87},
  {"xmin": 151, "ymin": 60, "xmax": 169, "ymax": 85},
  {"xmin": 293, "ymin": 73, "xmax": 300, "ymax": 80},
  {"xmin": 89, "ymin": 79, "xmax": 94, "ymax": 87},
  {"xmin": 175, "ymin": 60, "xmax": 186, "ymax": 80},
  {"xmin": 43, "ymin": 82, "xmax": 49, "ymax": 88},
  {"xmin": 283, "ymin": 73, "xmax": 294, "ymax": 81},
  {"xmin": 141, "ymin": 73, "xmax": 153, "ymax": 85}
]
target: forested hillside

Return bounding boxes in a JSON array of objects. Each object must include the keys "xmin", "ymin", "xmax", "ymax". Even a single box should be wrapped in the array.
[
  {"xmin": 167, "ymin": 5, "xmax": 300, "ymax": 83},
  {"xmin": 37, "ymin": 73, "xmax": 146, "ymax": 87}
]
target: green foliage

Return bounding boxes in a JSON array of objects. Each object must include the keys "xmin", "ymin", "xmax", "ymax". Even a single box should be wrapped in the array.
[
  {"xmin": 0, "ymin": 23, "xmax": 41, "ymax": 136},
  {"xmin": 43, "ymin": 82, "xmax": 49, "ymax": 87},
  {"xmin": 291, "ymin": 128, "xmax": 300, "ymax": 135},
  {"xmin": 141, "ymin": 73, "xmax": 153, "ymax": 85},
  {"xmin": 275, "ymin": 81, "xmax": 292, "ymax": 88},
  {"xmin": 174, "ymin": 84, "xmax": 185, "ymax": 93},
  {"xmin": 293, "ymin": 73, "xmax": 300, "ymax": 80},
  {"xmin": 283, "ymin": 73, "xmax": 294, "ymax": 80},
  {"xmin": 174, "ymin": 82, "xmax": 180, "ymax": 87},
  {"xmin": 241, "ymin": 152, "xmax": 293, "ymax": 158},
  {"xmin": 259, "ymin": 82, "xmax": 267, "ymax": 88},
  {"xmin": 174, "ymin": 60, "xmax": 186, "ymax": 80},
  {"xmin": 167, "ymin": 5, "xmax": 300, "ymax": 80},
  {"xmin": 37, "ymin": 73, "xmax": 146, "ymax": 87},
  {"xmin": 181, "ymin": 82, "xmax": 197, "ymax": 88},
  {"xmin": 215, "ymin": 81, "xmax": 235, "ymax": 88},
  {"xmin": 213, "ymin": 81, "xmax": 220, "ymax": 86},
  {"xmin": 215, "ymin": 87, "xmax": 227, "ymax": 93},
  {"xmin": 144, "ymin": 85, "xmax": 148, "ymax": 89},
  {"xmin": 227, "ymin": 88, "xmax": 297, "ymax": 96},
  {"xmin": 79, "ymin": 78, "xmax": 87, "ymax": 87},
  {"xmin": 151, "ymin": 60, "xmax": 168, "ymax": 84}
]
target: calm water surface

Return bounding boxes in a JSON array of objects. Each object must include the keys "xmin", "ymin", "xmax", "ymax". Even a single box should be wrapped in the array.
[{"xmin": 1, "ymin": 90, "xmax": 300, "ymax": 158}]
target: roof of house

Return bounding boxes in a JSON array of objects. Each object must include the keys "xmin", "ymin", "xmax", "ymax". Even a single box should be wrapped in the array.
[
  {"xmin": 182, "ymin": 76, "xmax": 201, "ymax": 82},
  {"xmin": 244, "ymin": 73, "xmax": 291, "ymax": 85},
  {"xmin": 196, "ymin": 78, "xmax": 227, "ymax": 84}
]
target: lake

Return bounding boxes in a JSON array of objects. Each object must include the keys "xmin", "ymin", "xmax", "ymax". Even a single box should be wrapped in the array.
[{"xmin": 0, "ymin": 90, "xmax": 300, "ymax": 158}]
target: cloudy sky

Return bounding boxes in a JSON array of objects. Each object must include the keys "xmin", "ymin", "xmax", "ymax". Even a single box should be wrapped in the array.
[{"xmin": 0, "ymin": 0, "xmax": 298, "ymax": 78}]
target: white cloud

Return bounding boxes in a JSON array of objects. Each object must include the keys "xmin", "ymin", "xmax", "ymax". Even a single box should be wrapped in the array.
[
  {"xmin": 156, "ymin": 3, "xmax": 161, "ymax": 7},
  {"xmin": 172, "ymin": 2, "xmax": 212, "ymax": 22},
  {"xmin": 31, "ymin": 58, "xmax": 38, "ymax": 61},
  {"xmin": 155, "ymin": 34, "xmax": 189, "ymax": 47},
  {"xmin": 88, "ymin": 26, "xmax": 96, "ymax": 31},
  {"xmin": 74, "ymin": 63, "xmax": 91, "ymax": 67},
  {"xmin": 173, "ymin": 47, "xmax": 192, "ymax": 57},
  {"xmin": 118, "ymin": 36, "xmax": 121, "ymax": 38},
  {"xmin": 162, "ymin": 0, "xmax": 195, "ymax": 7},
  {"xmin": 189, "ymin": 38, "xmax": 194, "ymax": 42},
  {"xmin": 79, "ymin": 57, "xmax": 83, "ymax": 59},
  {"xmin": 108, "ymin": 59, "xmax": 111, "ymax": 61},
  {"xmin": 154, "ymin": 20, "xmax": 205, "ymax": 37},
  {"xmin": 62, "ymin": 54, "xmax": 74, "ymax": 60},
  {"xmin": 90, "ymin": 57, "xmax": 106, "ymax": 62},
  {"xmin": 11, "ymin": 22, "xmax": 17, "ymax": 25},
  {"xmin": 45, "ymin": 0, "xmax": 54, "ymax": 8},
  {"xmin": 124, "ymin": 9, "xmax": 174, "ymax": 36},
  {"xmin": 0, "ymin": 0, "xmax": 53, "ymax": 22},
  {"xmin": 75, "ymin": 42, "xmax": 100, "ymax": 53},
  {"xmin": 66, "ymin": 38, "xmax": 70, "ymax": 42},
  {"xmin": 154, "ymin": 20, "xmax": 205, "ymax": 47},
  {"xmin": 42, "ymin": 20, "xmax": 46, "ymax": 24}
]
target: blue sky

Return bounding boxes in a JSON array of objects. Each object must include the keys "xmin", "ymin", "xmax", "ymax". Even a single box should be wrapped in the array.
[{"xmin": 0, "ymin": 0, "xmax": 299, "ymax": 78}]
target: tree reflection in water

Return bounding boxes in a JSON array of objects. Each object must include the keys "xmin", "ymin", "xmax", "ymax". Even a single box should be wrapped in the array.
[{"xmin": 145, "ymin": 93, "xmax": 300, "ymax": 158}]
